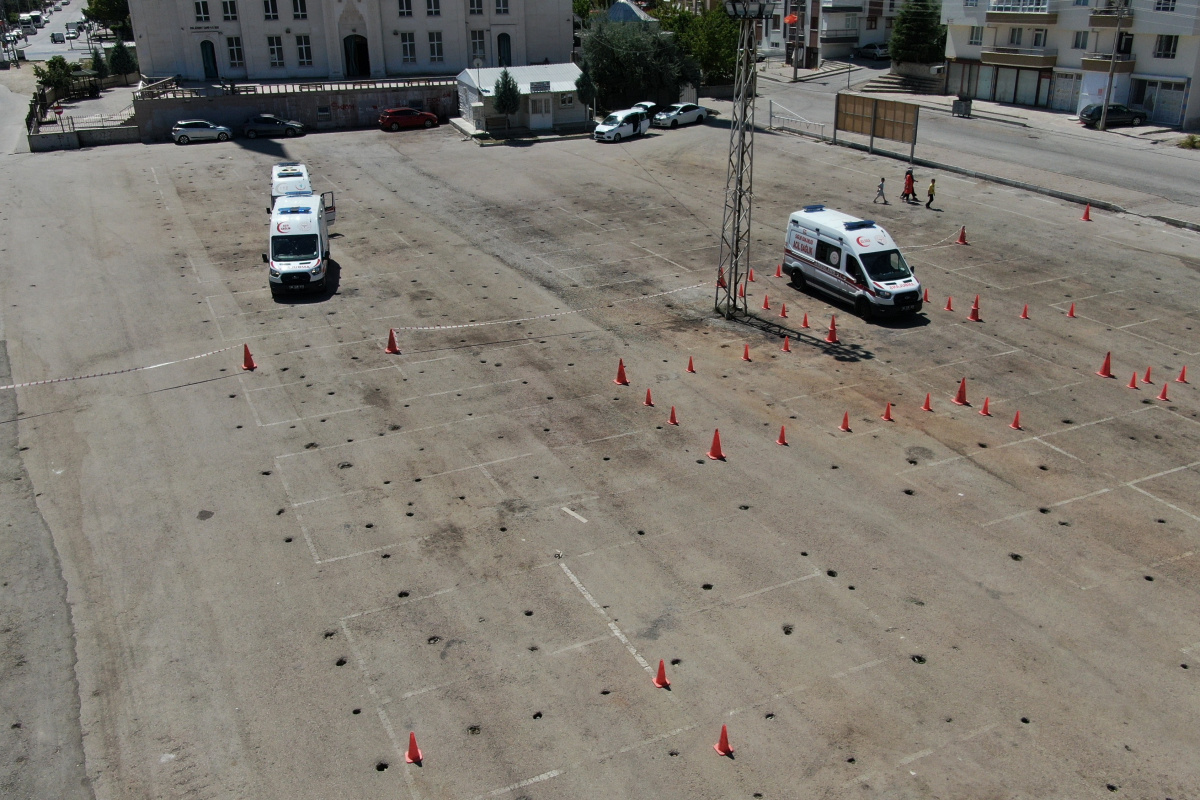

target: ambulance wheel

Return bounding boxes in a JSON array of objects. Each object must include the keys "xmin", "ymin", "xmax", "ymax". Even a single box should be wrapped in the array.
[
  {"xmin": 314, "ymin": 278, "xmax": 327, "ymax": 292},
  {"xmin": 789, "ymin": 269, "xmax": 806, "ymax": 291},
  {"xmin": 855, "ymin": 297, "xmax": 874, "ymax": 320}
]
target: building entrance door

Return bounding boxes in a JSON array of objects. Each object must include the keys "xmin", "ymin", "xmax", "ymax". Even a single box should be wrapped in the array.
[
  {"xmin": 343, "ymin": 35, "xmax": 370, "ymax": 78},
  {"xmin": 529, "ymin": 95, "xmax": 552, "ymax": 129},
  {"xmin": 200, "ymin": 40, "xmax": 219, "ymax": 80}
]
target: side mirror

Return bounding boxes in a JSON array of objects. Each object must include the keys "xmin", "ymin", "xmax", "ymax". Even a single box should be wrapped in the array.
[{"xmin": 261, "ymin": 253, "xmax": 269, "ymax": 263}]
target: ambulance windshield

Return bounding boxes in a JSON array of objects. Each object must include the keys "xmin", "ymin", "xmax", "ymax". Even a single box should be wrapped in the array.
[
  {"xmin": 860, "ymin": 249, "xmax": 912, "ymax": 282},
  {"xmin": 272, "ymin": 234, "xmax": 320, "ymax": 261}
]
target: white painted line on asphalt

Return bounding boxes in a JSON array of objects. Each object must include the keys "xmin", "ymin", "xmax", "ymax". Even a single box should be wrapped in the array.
[
  {"xmin": 732, "ymin": 571, "xmax": 821, "ymax": 601},
  {"xmin": 548, "ymin": 635, "xmax": 610, "ymax": 655},
  {"xmin": 830, "ymin": 657, "xmax": 889, "ymax": 680},
  {"xmin": 559, "ymin": 562, "xmax": 652, "ymax": 673},
  {"xmin": 898, "ymin": 748, "xmax": 935, "ymax": 766},
  {"xmin": 472, "ymin": 769, "xmax": 564, "ymax": 800},
  {"xmin": 562, "ymin": 507, "xmax": 588, "ymax": 523},
  {"xmin": 1128, "ymin": 485, "xmax": 1200, "ymax": 523},
  {"xmin": 260, "ymin": 405, "xmax": 371, "ymax": 427}
]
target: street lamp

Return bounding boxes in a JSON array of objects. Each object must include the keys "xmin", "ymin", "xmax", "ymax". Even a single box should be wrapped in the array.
[{"xmin": 715, "ymin": 0, "xmax": 778, "ymax": 319}]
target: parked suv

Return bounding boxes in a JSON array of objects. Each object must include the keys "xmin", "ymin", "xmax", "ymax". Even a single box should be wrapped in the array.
[
  {"xmin": 1078, "ymin": 103, "xmax": 1144, "ymax": 128},
  {"xmin": 593, "ymin": 109, "xmax": 649, "ymax": 142},
  {"xmin": 242, "ymin": 114, "xmax": 305, "ymax": 138}
]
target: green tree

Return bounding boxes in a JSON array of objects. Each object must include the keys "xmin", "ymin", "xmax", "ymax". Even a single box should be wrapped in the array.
[
  {"xmin": 580, "ymin": 18, "xmax": 699, "ymax": 110},
  {"xmin": 887, "ymin": 0, "xmax": 946, "ymax": 64},
  {"xmin": 572, "ymin": 0, "xmax": 592, "ymax": 21},
  {"xmin": 33, "ymin": 55, "xmax": 73, "ymax": 92},
  {"xmin": 107, "ymin": 38, "xmax": 137, "ymax": 78},
  {"xmin": 492, "ymin": 68, "xmax": 521, "ymax": 128},
  {"xmin": 83, "ymin": 0, "xmax": 132, "ymax": 39},
  {"xmin": 90, "ymin": 46, "xmax": 109, "ymax": 79},
  {"xmin": 575, "ymin": 64, "xmax": 597, "ymax": 112},
  {"xmin": 680, "ymin": 7, "xmax": 738, "ymax": 84}
]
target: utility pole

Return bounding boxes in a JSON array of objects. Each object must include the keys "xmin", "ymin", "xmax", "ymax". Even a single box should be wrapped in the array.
[{"xmin": 1098, "ymin": 2, "xmax": 1126, "ymax": 132}]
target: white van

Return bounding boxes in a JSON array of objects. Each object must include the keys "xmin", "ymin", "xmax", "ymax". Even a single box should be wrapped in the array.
[
  {"xmin": 263, "ymin": 191, "xmax": 337, "ymax": 294},
  {"xmin": 593, "ymin": 108, "xmax": 650, "ymax": 142},
  {"xmin": 270, "ymin": 162, "xmax": 311, "ymax": 208},
  {"xmin": 783, "ymin": 204, "xmax": 922, "ymax": 318}
]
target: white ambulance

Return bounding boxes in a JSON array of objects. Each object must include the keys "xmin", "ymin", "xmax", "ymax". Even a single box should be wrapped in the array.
[
  {"xmin": 782, "ymin": 204, "xmax": 923, "ymax": 318},
  {"xmin": 270, "ymin": 162, "xmax": 311, "ymax": 208},
  {"xmin": 262, "ymin": 191, "xmax": 336, "ymax": 294}
]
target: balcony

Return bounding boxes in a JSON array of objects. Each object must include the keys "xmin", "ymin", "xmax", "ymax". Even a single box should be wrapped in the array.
[
  {"xmin": 986, "ymin": 0, "xmax": 1057, "ymax": 24},
  {"xmin": 1081, "ymin": 52, "xmax": 1135, "ymax": 72},
  {"xmin": 821, "ymin": 0, "xmax": 864, "ymax": 10},
  {"xmin": 819, "ymin": 27, "xmax": 860, "ymax": 42},
  {"xmin": 980, "ymin": 45, "xmax": 1058, "ymax": 67},
  {"xmin": 1089, "ymin": 6, "xmax": 1131, "ymax": 26}
]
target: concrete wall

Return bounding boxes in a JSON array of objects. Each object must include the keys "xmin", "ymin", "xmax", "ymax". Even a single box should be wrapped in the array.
[
  {"xmin": 133, "ymin": 84, "xmax": 458, "ymax": 141},
  {"xmin": 78, "ymin": 126, "xmax": 141, "ymax": 146},
  {"xmin": 28, "ymin": 131, "xmax": 80, "ymax": 151}
]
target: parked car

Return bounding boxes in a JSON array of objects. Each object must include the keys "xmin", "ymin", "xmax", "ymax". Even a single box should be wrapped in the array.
[
  {"xmin": 1078, "ymin": 103, "xmax": 1144, "ymax": 128},
  {"xmin": 856, "ymin": 42, "xmax": 889, "ymax": 60},
  {"xmin": 593, "ymin": 109, "xmax": 650, "ymax": 142},
  {"xmin": 49, "ymin": 31, "xmax": 64, "ymax": 43},
  {"xmin": 378, "ymin": 107, "xmax": 438, "ymax": 131},
  {"xmin": 242, "ymin": 113, "xmax": 305, "ymax": 138},
  {"xmin": 172, "ymin": 119, "xmax": 233, "ymax": 144},
  {"xmin": 65, "ymin": 28, "xmax": 78, "ymax": 39},
  {"xmin": 632, "ymin": 101, "xmax": 661, "ymax": 118},
  {"xmin": 652, "ymin": 103, "xmax": 707, "ymax": 128}
]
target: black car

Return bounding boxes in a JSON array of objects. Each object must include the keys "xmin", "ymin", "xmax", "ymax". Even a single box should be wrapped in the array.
[
  {"xmin": 242, "ymin": 114, "xmax": 305, "ymax": 139},
  {"xmin": 1078, "ymin": 103, "xmax": 1144, "ymax": 128}
]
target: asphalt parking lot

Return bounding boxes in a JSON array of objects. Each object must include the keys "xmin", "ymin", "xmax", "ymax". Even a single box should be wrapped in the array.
[{"xmin": 2, "ymin": 119, "xmax": 1199, "ymax": 799}]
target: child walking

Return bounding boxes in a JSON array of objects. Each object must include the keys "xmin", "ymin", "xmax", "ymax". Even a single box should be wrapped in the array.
[{"xmin": 873, "ymin": 177, "xmax": 889, "ymax": 205}]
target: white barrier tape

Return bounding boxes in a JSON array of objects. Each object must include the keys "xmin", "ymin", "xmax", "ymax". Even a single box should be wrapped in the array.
[
  {"xmin": 383, "ymin": 282, "xmax": 709, "ymax": 332},
  {"xmin": 0, "ymin": 345, "xmax": 241, "ymax": 392}
]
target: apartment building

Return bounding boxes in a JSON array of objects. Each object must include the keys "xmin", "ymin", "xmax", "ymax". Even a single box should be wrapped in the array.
[
  {"xmin": 942, "ymin": 0, "xmax": 1199, "ymax": 127},
  {"xmin": 777, "ymin": 0, "xmax": 900, "ymax": 67},
  {"xmin": 128, "ymin": 0, "xmax": 572, "ymax": 81}
]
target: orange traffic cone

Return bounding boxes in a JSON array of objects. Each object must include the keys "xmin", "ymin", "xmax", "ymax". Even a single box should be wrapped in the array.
[
  {"xmin": 1010, "ymin": 411, "xmax": 1022, "ymax": 430},
  {"xmin": 742, "ymin": 344, "xmax": 752, "ymax": 362},
  {"xmin": 644, "ymin": 388, "xmax": 654, "ymax": 407},
  {"xmin": 881, "ymin": 402, "xmax": 893, "ymax": 422},
  {"xmin": 1019, "ymin": 304, "xmax": 1029, "ymax": 320},
  {"xmin": 967, "ymin": 295, "xmax": 981, "ymax": 322},
  {"xmin": 1142, "ymin": 366, "xmax": 1153, "ymax": 384},
  {"xmin": 714, "ymin": 724, "xmax": 734, "ymax": 757},
  {"xmin": 979, "ymin": 396, "xmax": 991, "ymax": 416},
  {"xmin": 241, "ymin": 344, "xmax": 257, "ymax": 371},
  {"xmin": 687, "ymin": 357, "xmax": 696, "ymax": 374},
  {"xmin": 748, "ymin": 268, "xmax": 756, "ymax": 282},
  {"xmin": 707, "ymin": 429, "xmax": 725, "ymax": 461},
  {"xmin": 825, "ymin": 315, "xmax": 839, "ymax": 344},
  {"xmin": 762, "ymin": 295, "xmax": 770, "ymax": 311},
  {"xmin": 944, "ymin": 296, "xmax": 954, "ymax": 312},
  {"xmin": 922, "ymin": 287, "xmax": 930, "ymax": 303},
  {"xmin": 1096, "ymin": 352, "xmax": 1114, "ymax": 378},
  {"xmin": 777, "ymin": 425, "xmax": 788, "ymax": 446},
  {"xmin": 956, "ymin": 226, "xmax": 969, "ymax": 245},
  {"xmin": 653, "ymin": 659, "xmax": 670, "ymax": 688},
  {"xmin": 800, "ymin": 313, "xmax": 810, "ymax": 329},
  {"xmin": 717, "ymin": 269, "xmax": 727, "ymax": 289},
  {"xmin": 779, "ymin": 303, "xmax": 788, "ymax": 318},
  {"xmin": 385, "ymin": 328, "xmax": 402, "ymax": 354},
  {"xmin": 1157, "ymin": 383, "xmax": 1170, "ymax": 402},
  {"xmin": 614, "ymin": 359, "xmax": 630, "ymax": 385},
  {"xmin": 1067, "ymin": 302, "xmax": 1076, "ymax": 318},
  {"xmin": 952, "ymin": 378, "xmax": 969, "ymax": 406},
  {"xmin": 668, "ymin": 406, "xmax": 678, "ymax": 426},
  {"xmin": 1081, "ymin": 203, "xmax": 1092, "ymax": 222},
  {"xmin": 921, "ymin": 393, "xmax": 933, "ymax": 412},
  {"xmin": 1177, "ymin": 366, "xmax": 1189, "ymax": 384},
  {"xmin": 781, "ymin": 336, "xmax": 791, "ymax": 353},
  {"xmin": 838, "ymin": 412, "xmax": 851, "ymax": 433},
  {"xmin": 405, "ymin": 732, "xmax": 423, "ymax": 764},
  {"xmin": 774, "ymin": 263, "xmax": 783, "ymax": 278},
  {"xmin": 1127, "ymin": 372, "xmax": 1139, "ymax": 390},
  {"xmin": 738, "ymin": 282, "xmax": 746, "ymax": 298}
]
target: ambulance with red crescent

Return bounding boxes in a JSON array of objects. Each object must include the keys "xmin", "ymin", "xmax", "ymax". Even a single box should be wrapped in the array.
[
  {"xmin": 782, "ymin": 204, "xmax": 922, "ymax": 318},
  {"xmin": 262, "ymin": 191, "xmax": 336, "ymax": 295}
]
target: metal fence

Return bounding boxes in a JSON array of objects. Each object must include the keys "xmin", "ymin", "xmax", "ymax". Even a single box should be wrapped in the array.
[
  {"xmin": 134, "ymin": 75, "xmax": 457, "ymax": 102},
  {"xmin": 766, "ymin": 100, "xmax": 828, "ymax": 138}
]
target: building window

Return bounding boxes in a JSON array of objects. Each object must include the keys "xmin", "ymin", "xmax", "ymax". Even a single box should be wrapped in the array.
[
  {"xmin": 1032, "ymin": 28, "xmax": 1046, "ymax": 47},
  {"xmin": 560, "ymin": 93, "xmax": 574, "ymax": 107},
  {"xmin": 195, "ymin": 1, "xmax": 210, "ymax": 22},
  {"xmin": 400, "ymin": 31, "xmax": 416, "ymax": 62},
  {"xmin": 1154, "ymin": 0, "xmax": 1176, "ymax": 10},
  {"xmin": 969, "ymin": 25, "xmax": 983, "ymax": 45},
  {"xmin": 429, "ymin": 30, "xmax": 444, "ymax": 61},
  {"xmin": 470, "ymin": 0, "xmax": 483, "ymax": 12},
  {"xmin": 884, "ymin": 15, "xmax": 893, "ymax": 27},
  {"xmin": 296, "ymin": 34, "xmax": 312, "ymax": 65},
  {"xmin": 964, "ymin": 0, "xmax": 977, "ymax": 6},
  {"xmin": 398, "ymin": 0, "xmax": 412, "ymax": 15},
  {"xmin": 1154, "ymin": 34, "xmax": 1178, "ymax": 58},
  {"xmin": 427, "ymin": 0, "xmax": 440, "ymax": 14},
  {"xmin": 1072, "ymin": 30, "xmax": 1088, "ymax": 49},
  {"xmin": 222, "ymin": 0, "xmax": 237, "ymax": 20},
  {"xmin": 496, "ymin": 0, "xmax": 509, "ymax": 13},
  {"xmin": 267, "ymin": 34, "xmax": 284, "ymax": 66},
  {"xmin": 1008, "ymin": 27, "xmax": 1022, "ymax": 45},
  {"xmin": 1073, "ymin": 0, "xmax": 1087, "ymax": 5},
  {"xmin": 264, "ymin": 0, "xmax": 278, "ymax": 19},
  {"xmin": 470, "ymin": 30, "xmax": 486, "ymax": 59},
  {"xmin": 227, "ymin": 36, "xmax": 244, "ymax": 66},
  {"xmin": 866, "ymin": 16, "xmax": 877, "ymax": 28},
  {"xmin": 292, "ymin": 0, "xmax": 306, "ymax": 19}
]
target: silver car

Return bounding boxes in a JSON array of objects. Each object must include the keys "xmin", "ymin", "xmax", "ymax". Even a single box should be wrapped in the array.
[
  {"xmin": 172, "ymin": 119, "xmax": 233, "ymax": 144},
  {"xmin": 652, "ymin": 103, "xmax": 707, "ymax": 129}
]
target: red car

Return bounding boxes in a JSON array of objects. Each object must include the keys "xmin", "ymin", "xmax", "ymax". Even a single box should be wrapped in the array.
[{"xmin": 379, "ymin": 107, "xmax": 439, "ymax": 131}]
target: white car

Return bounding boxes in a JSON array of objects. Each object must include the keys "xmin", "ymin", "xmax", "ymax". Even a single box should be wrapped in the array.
[
  {"xmin": 593, "ymin": 109, "xmax": 650, "ymax": 142},
  {"xmin": 172, "ymin": 119, "xmax": 233, "ymax": 144},
  {"xmin": 65, "ymin": 29, "xmax": 78, "ymax": 39},
  {"xmin": 652, "ymin": 103, "xmax": 707, "ymax": 129}
]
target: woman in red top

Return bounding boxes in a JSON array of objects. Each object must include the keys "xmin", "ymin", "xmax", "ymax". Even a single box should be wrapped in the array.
[{"xmin": 901, "ymin": 169, "xmax": 915, "ymax": 204}]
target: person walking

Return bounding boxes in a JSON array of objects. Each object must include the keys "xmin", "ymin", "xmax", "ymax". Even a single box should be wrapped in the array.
[
  {"xmin": 925, "ymin": 178, "xmax": 936, "ymax": 209},
  {"xmin": 873, "ymin": 177, "xmax": 889, "ymax": 205},
  {"xmin": 901, "ymin": 168, "xmax": 915, "ymax": 203}
]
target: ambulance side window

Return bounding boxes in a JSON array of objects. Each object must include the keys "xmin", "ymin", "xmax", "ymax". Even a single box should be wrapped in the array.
[
  {"xmin": 846, "ymin": 257, "xmax": 864, "ymax": 284},
  {"xmin": 815, "ymin": 240, "xmax": 841, "ymax": 268}
]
